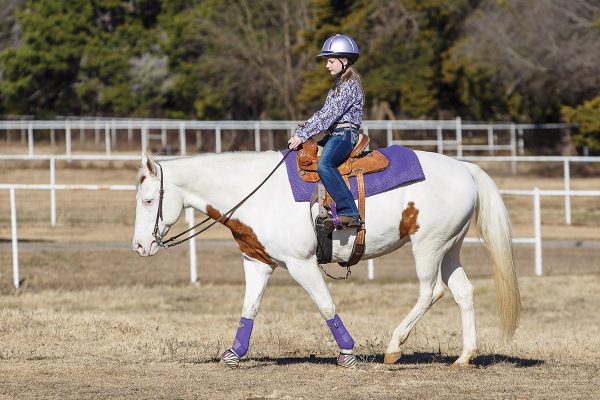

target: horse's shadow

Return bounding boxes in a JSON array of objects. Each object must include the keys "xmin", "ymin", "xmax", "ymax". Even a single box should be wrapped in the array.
[
  {"xmin": 362, "ymin": 352, "xmax": 544, "ymax": 368},
  {"xmin": 200, "ymin": 352, "xmax": 543, "ymax": 368}
]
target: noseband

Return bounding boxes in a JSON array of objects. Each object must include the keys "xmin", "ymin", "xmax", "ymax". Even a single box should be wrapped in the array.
[
  {"xmin": 152, "ymin": 163, "xmax": 167, "ymax": 247},
  {"xmin": 149, "ymin": 149, "xmax": 293, "ymax": 249}
]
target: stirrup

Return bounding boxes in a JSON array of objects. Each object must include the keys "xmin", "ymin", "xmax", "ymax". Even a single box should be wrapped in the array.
[{"xmin": 323, "ymin": 215, "xmax": 363, "ymax": 231}]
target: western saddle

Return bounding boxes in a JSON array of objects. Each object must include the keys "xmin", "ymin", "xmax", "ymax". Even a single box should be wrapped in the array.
[
  {"xmin": 296, "ymin": 134, "xmax": 388, "ymax": 183},
  {"xmin": 297, "ymin": 134, "xmax": 389, "ymax": 268}
]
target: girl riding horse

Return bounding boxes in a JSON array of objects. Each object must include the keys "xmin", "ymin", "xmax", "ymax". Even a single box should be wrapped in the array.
[{"xmin": 288, "ymin": 34, "xmax": 363, "ymax": 230}]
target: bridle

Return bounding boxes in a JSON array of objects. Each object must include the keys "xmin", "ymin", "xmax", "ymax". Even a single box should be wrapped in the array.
[{"xmin": 150, "ymin": 149, "xmax": 294, "ymax": 249}]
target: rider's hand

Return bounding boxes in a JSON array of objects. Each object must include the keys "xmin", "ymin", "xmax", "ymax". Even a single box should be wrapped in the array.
[{"xmin": 288, "ymin": 135, "xmax": 302, "ymax": 150}]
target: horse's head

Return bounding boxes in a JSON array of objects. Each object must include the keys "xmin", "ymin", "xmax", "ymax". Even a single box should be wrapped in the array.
[{"xmin": 132, "ymin": 155, "xmax": 183, "ymax": 256}]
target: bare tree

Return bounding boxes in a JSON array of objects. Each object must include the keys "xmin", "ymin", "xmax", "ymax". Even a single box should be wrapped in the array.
[
  {"xmin": 456, "ymin": 0, "xmax": 600, "ymax": 106},
  {"xmin": 0, "ymin": 0, "xmax": 25, "ymax": 52},
  {"xmin": 202, "ymin": 0, "xmax": 312, "ymax": 119}
]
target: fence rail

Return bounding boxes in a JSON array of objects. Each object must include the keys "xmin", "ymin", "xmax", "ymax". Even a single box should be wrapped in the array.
[
  {"xmin": 3, "ymin": 183, "xmax": 599, "ymax": 288},
  {"xmin": 1, "ymin": 118, "xmax": 574, "ymax": 159},
  {"xmin": 2, "ymin": 153, "xmax": 598, "ymax": 225}
]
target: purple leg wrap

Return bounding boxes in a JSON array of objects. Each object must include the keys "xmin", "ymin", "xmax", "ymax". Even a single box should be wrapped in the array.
[
  {"xmin": 326, "ymin": 314, "xmax": 354, "ymax": 351},
  {"xmin": 231, "ymin": 317, "xmax": 254, "ymax": 357}
]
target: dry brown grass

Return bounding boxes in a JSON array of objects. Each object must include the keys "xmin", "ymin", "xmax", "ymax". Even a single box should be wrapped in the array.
[{"xmin": 0, "ymin": 271, "xmax": 598, "ymax": 399}]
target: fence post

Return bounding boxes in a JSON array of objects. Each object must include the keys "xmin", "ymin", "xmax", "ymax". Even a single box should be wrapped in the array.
[
  {"xmin": 563, "ymin": 159, "xmax": 571, "ymax": 225},
  {"xmin": 104, "ymin": 122, "xmax": 111, "ymax": 156},
  {"xmin": 455, "ymin": 117, "xmax": 462, "ymax": 157},
  {"xmin": 186, "ymin": 208, "xmax": 198, "ymax": 283},
  {"xmin": 215, "ymin": 125, "xmax": 222, "ymax": 153},
  {"xmin": 141, "ymin": 124, "xmax": 148, "ymax": 156},
  {"xmin": 127, "ymin": 120, "xmax": 133, "ymax": 145},
  {"xmin": 268, "ymin": 130, "xmax": 274, "ymax": 150},
  {"xmin": 368, "ymin": 259, "xmax": 374, "ymax": 281},
  {"xmin": 518, "ymin": 127, "xmax": 524, "ymax": 155},
  {"xmin": 386, "ymin": 121, "xmax": 393, "ymax": 146},
  {"xmin": 28, "ymin": 122, "xmax": 34, "ymax": 156},
  {"xmin": 161, "ymin": 122, "xmax": 167, "ymax": 147},
  {"xmin": 79, "ymin": 120, "xmax": 85, "ymax": 143},
  {"xmin": 436, "ymin": 125, "xmax": 443, "ymax": 154},
  {"xmin": 94, "ymin": 119, "xmax": 100, "ymax": 145},
  {"xmin": 487, "ymin": 125, "xmax": 494, "ymax": 156},
  {"xmin": 179, "ymin": 121, "xmax": 187, "ymax": 156},
  {"xmin": 254, "ymin": 121, "xmax": 261, "ymax": 152},
  {"xmin": 10, "ymin": 188, "xmax": 20, "ymax": 288},
  {"xmin": 66, "ymin": 121, "xmax": 72, "ymax": 160},
  {"xmin": 111, "ymin": 119, "xmax": 117, "ymax": 148},
  {"xmin": 50, "ymin": 157, "xmax": 56, "ymax": 226},
  {"xmin": 510, "ymin": 123, "xmax": 517, "ymax": 174},
  {"xmin": 533, "ymin": 187, "xmax": 543, "ymax": 276}
]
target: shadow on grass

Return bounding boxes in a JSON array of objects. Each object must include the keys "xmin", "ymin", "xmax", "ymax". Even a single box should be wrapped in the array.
[
  {"xmin": 369, "ymin": 352, "xmax": 544, "ymax": 368},
  {"xmin": 198, "ymin": 352, "xmax": 543, "ymax": 368}
]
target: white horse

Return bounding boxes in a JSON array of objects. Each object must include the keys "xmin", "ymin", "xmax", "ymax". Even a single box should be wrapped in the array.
[{"xmin": 132, "ymin": 149, "xmax": 520, "ymax": 368}]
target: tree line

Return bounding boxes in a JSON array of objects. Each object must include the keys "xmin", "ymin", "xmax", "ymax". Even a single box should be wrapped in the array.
[{"xmin": 0, "ymin": 0, "xmax": 598, "ymax": 151}]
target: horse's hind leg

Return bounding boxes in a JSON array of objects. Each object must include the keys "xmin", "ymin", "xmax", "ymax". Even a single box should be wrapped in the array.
[
  {"xmin": 384, "ymin": 247, "xmax": 446, "ymax": 364},
  {"xmin": 221, "ymin": 256, "xmax": 274, "ymax": 367},
  {"xmin": 441, "ymin": 242, "xmax": 477, "ymax": 366}
]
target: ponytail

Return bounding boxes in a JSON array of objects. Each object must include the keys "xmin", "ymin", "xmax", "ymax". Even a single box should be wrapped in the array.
[{"xmin": 333, "ymin": 66, "xmax": 364, "ymax": 103}]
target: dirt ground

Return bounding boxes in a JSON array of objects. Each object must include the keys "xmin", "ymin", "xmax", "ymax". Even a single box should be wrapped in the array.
[
  {"xmin": 0, "ymin": 156, "xmax": 599, "ymax": 399},
  {"xmin": 0, "ymin": 267, "xmax": 598, "ymax": 399}
]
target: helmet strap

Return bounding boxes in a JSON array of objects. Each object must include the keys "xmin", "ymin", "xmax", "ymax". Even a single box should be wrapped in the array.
[
  {"xmin": 332, "ymin": 58, "xmax": 351, "ymax": 91},
  {"xmin": 337, "ymin": 58, "xmax": 350, "ymax": 75}
]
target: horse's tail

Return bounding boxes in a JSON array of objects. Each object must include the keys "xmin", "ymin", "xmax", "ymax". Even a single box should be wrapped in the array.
[{"xmin": 464, "ymin": 162, "xmax": 521, "ymax": 341}]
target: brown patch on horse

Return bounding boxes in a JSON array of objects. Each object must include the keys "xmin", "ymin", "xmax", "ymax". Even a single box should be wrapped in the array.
[
  {"xmin": 139, "ymin": 175, "xmax": 146, "ymax": 185},
  {"xmin": 400, "ymin": 201, "xmax": 420, "ymax": 239},
  {"xmin": 206, "ymin": 205, "xmax": 275, "ymax": 266}
]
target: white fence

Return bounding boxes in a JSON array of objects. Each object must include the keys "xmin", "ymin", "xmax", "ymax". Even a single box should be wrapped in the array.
[
  {"xmin": 3, "ymin": 181, "xmax": 600, "ymax": 288},
  {"xmin": 0, "ymin": 118, "xmax": 573, "ymax": 158},
  {"xmin": 2, "ymin": 154, "xmax": 599, "ymax": 226},
  {"xmin": 1, "ymin": 184, "xmax": 198, "ymax": 289}
]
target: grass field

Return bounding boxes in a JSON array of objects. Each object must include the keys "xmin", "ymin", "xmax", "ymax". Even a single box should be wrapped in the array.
[
  {"xmin": 0, "ymin": 269, "xmax": 598, "ymax": 399},
  {"xmin": 0, "ymin": 157, "xmax": 599, "ymax": 399}
]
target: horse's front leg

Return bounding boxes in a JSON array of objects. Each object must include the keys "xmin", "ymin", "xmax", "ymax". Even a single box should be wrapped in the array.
[
  {"xmin": 286, "ymin": 258, "xmax": 357, "ymax": 368},
  {"xmin": 221, "ymin": 256, "xmax": 274, "ymax": 367}
]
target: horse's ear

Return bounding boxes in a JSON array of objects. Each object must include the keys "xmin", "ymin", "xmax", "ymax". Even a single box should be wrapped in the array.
[{"xmin": 142, "ymin": 154, "xmax": 158, "ymax": 176}]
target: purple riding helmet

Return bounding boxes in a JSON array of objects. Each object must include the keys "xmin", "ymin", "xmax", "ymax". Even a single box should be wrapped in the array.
[{"xmin": 317, "ymin": 34, "xmax": 360, "ymax": 64}]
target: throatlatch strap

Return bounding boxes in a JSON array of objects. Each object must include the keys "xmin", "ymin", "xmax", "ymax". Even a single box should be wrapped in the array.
[{"xmin": 340, "ymin": 170, "xmax": 366, "ymax": 268}]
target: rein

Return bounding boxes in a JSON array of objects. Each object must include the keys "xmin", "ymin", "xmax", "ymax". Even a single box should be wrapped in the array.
[{"xmin": 152, "ymin": 149, "xmax": 294, "ymax": 248}]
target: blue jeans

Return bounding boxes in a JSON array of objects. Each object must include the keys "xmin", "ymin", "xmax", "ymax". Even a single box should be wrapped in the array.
[{"xmin": 317, "ymin": 127, "xmax": 360, "ymax": 217}]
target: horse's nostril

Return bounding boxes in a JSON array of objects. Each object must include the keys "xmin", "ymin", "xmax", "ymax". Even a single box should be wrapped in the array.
[{"xmin": 135, "ymin": 242, "xmax": 145, "ymax": 254}]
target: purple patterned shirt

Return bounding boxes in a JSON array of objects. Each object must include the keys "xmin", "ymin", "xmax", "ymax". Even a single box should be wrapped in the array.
[{"xmin": 295, "ymin": 78, "xmax": 363, "ymax": 143}]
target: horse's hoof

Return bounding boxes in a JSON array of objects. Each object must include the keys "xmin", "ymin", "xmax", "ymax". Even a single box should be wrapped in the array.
[
  {"xmin": 383, "ymin": 351, "xmax": 402, "ymax": 365},
  {"xmin": 337, "ymin": 353, "xmax": 358, "ymax": 368},
  {"xmin": 221, "ymin": 349, "xmax": 240, "ymax": 368}
]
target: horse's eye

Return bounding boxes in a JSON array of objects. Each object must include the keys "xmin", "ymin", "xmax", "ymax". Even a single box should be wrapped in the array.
[{"xmin": 142, "ymin": 199, "xmax": 153, "ymax": 206}]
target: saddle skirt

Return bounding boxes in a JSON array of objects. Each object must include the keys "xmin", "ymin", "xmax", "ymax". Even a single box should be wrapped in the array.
[{"xmin": 282, "ymin": 143, "xmax": 426, "ymax": 202}]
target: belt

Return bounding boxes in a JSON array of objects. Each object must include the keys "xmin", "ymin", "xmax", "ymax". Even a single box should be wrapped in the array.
[{"xmin": 330, "ymin": 122, "xmax": 358, "ymax": 130}]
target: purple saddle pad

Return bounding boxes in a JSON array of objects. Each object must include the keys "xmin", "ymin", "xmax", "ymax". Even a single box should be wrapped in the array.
[{"xmin": 281, "ymin": 145, "xmax": 425, "ymax": 202}]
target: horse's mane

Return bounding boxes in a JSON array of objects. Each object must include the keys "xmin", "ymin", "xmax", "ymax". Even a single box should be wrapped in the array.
[{"xmin": 137, "ymin": 151, "xmax": 277, "ymax": 184}]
